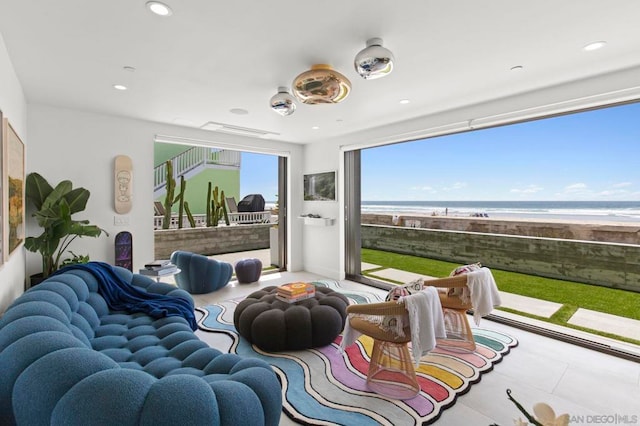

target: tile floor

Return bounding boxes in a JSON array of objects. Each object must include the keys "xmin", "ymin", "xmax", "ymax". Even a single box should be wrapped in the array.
[{"xmin": 190, "ymin": 271, "xmax": 640, "ymax": 426}]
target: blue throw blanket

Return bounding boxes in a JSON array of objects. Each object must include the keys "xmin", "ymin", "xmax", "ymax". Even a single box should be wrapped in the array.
[{"xmin": 53, "ymin": 262, "xmax": 197, "ymax": 330}]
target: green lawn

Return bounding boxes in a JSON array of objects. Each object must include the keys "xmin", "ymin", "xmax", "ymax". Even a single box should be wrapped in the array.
[{"xmin": 361, "ymin": 248, "xmax": 640, "ymax": 344}]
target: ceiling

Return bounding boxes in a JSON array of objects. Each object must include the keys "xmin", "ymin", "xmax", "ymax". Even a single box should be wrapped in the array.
[{"xmin": 2, "ymin": 0, "xmax": 640, "ymax": 144}]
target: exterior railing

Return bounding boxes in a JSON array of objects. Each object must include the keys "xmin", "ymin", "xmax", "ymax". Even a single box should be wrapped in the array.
[
  {"xmin": 154, "ymin": 211, "xmax": 273, "ymax": 229},
  {"xmin": 154, "ymin": 214, "xmax": 208, "ymax": 229},
  {"xmin": 227, "ymin": 211, "xmax": 272, "ymax": 224},
  {"xmin": 154, "ymin": 147, "xmax": 241, "ymax": 190}
]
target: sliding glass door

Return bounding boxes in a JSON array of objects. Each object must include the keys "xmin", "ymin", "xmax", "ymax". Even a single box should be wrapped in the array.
[{"xmin": 343, "ymin": 101, "xmax": 640, "ymax": 355}]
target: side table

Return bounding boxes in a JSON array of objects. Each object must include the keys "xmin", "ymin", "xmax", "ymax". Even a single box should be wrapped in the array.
[{"xmin": 138, "ymin": 268, "xmax": 181, "ymax": 283}]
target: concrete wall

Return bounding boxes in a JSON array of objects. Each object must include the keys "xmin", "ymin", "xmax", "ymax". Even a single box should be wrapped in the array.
[
  {"xmin": 362, "ymin": 214, "xmax": 640, "ymax": 244},
  {"xmin": 362, "ymin": 224, "xmax": 640, "ymax": 292},
  {"xmin": 154, "ymin": 224, "xmax": 271, "ymax": 259}
]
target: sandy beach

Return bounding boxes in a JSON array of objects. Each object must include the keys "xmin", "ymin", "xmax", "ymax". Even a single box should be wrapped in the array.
[{"xmin": 410, "ymin": 211, "xmax": 640, "ymax": 226}]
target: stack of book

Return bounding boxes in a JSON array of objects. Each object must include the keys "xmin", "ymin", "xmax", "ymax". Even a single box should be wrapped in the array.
[
  {"xmin": 139, "ymin": 260, "xmax": 179, "ymax": 276},
  {"xmin": 276, "ymin": 282, "xmax": 316, "ymax": 303}
]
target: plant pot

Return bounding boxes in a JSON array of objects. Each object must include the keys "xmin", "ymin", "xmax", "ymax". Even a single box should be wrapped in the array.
[{"xmin": 30, "ymin": 273, "xmax": 46, "ymax": 288}]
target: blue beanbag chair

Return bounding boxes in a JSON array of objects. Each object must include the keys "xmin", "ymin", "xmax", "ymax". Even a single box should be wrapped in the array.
[{"xmin": 170, "ymin": 251, "xmax": 233, "ymax": 294}]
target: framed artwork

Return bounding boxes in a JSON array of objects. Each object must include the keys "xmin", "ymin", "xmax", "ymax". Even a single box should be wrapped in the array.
[
  {"xmin": 303, "ymin": 171, "xmax": 336, "ymax": 201},
  {"xmin": 0, "ymin": 110, "xmax": 3, "ymax": 265},
  {"xmin": 3, "ymin": 118, "xmax": 25, "ymax": 260}
]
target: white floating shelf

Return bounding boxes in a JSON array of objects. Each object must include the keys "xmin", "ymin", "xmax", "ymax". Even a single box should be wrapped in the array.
[{"xmin": 299, "ymin": 217, "xmax": 335, "ymax": 226}]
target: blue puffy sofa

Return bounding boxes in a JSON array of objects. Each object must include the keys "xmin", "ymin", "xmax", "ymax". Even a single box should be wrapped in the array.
[{"xmin": 0, "ymin": 264, "xmax": 282, "ymax": 426}]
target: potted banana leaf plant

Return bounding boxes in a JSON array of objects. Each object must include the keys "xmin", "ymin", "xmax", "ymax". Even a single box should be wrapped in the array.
[{"xmin": 24, "ymin": 172, "xmax": 108, "ymax": 284}]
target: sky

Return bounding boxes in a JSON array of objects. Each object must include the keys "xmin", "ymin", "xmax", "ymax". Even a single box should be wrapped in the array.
[
  {"xmin": 241, "ymin": 102, "xmax": 640, "ymax": 202},
  {"xmin": 240, "ymin": 152, "xmax": 278, "ymax": 203},
  {"xmin": 362, "ymin": 102, "xmax": 640, "ymax": 201}
]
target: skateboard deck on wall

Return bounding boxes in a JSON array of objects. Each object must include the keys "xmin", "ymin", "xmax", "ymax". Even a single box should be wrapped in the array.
[
  {"xmin": 115, "ymin": 155, "xmax": 133, "ymax": 214},
  {"xmin": 114, "ymin": 231, "xmax": 132, "ymax": 271}
]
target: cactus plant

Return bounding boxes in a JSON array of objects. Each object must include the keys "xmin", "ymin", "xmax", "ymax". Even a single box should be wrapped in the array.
[
  {"xmin": 206, "ymin": 183, "xmax": 230, "ymax": 227},
  {"xmin": 206, "ymin": 182, "xmax": 212, "ymax": 227},
  {"xmin": 162, "ymin": 160, "xmax": 175, "ymax": 229},
  {"xmin": 184, "ymin": 201, "xmax": 196, "ymax": 227},
  {"xmin": 176, "ymin": 175, "xmax": 186, "ymax": 229},
  {"xmin": 212, "ymin": 186, "xmax": 219, "ymax": 225},
  {"xmin": 162, "ymin": 160, "xmax": 192, "ymax": 229},
  {"xmin": 220, "ymin": 189, "xmax": 230, "ymax": 225}
]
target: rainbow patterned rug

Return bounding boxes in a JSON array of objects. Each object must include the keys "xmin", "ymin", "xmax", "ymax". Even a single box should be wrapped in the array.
[{"xmin": 197, "ymin": 280, "xmax": 518, "ymax": 425}]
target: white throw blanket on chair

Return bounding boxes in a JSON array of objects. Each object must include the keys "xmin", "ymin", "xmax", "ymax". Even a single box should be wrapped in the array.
[
  {"xmin": 399, "ymin": 286, "xmax": 446, "ymax": 366},
  {"xmin": 340, "ymin": 318, "xmax": 360, "ymax": 351},
  {"xmin": 466, "ymin": 267, "xmax": 502, "ymax": 325}
]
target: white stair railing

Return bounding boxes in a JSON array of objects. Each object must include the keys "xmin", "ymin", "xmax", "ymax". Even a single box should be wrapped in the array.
[{"xmin": 154, "ymin": 147, "xmax": 241, "ymax": 190}]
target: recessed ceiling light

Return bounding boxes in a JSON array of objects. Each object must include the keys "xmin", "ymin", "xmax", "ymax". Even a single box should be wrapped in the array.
[
  {"xmin": 583, "ymin": 41, "xmax": 606, "ymax": 51},
  {"xmin": 399, "ymin": 99, "xmax": 410, "ymax": 104},
  {"xmin": 113, "ymin": 84, "xmax": 128, "ymax": 91},
  {"xmin": 230, "ymin": 108, "xmax": 249, "ymax": 115},
  {"xmin": 311, "ymin": 126, "xmax": 320, "ymax": 130},
  {"xmin": 146, "ymin": 1, "xmax": 172, "ymax": 16},
  {"xmin": 510, "ymin": 65, "xmax": 524, "ymax": 72}
]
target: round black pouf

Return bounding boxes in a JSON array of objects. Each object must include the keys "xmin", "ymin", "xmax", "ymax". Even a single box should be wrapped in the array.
[
  {"xmin": 233, "ymin": 285, "xmax": 349, "ymax": 351},
  {"xmin": 235, "ymin": 258, "xmax": 262, "ymax": 284}
]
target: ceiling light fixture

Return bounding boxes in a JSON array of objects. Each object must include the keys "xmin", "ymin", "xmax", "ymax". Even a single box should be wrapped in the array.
[
  {"xmin": 583, "ymin": 41, "xmax": 606, "ymax": 51},
  {"xmin": 270, "ymin": 87, "xmax": 297, "ymax": 116},
  {"xmin": 146, "ymin": 1, "xmax": 172, "ymax": 16},
  {"xmin": 399, "ymin": 99, "xmax": 410, "ymax": 104},
  {"xmin": 113, "ymin": 84, "xmax": 128, "ymax": 91},
  {"xmin": 354, "ymin": 37, "xmax": 394, "ymax": 80},
  {"xmin": 292, "ymin": 64, "xmax": 351, "ymax": 104}
]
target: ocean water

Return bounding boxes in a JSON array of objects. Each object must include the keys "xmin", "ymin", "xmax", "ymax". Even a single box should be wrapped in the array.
[{"xmin": 361, "ymin": 201, "xmax": 640, "ymax": 224}]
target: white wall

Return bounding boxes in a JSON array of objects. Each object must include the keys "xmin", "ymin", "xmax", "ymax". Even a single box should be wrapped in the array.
[
  {"xmin": 0, "ymin": 34, "xmax": 28, "ymax": 314},
  {"xmin": 25, "ymin": 105, "xmax": 305, "ymax": 284},
  {"xmin": 300, "ymin": 141, "xmax": 345, "ymax": 279}
]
